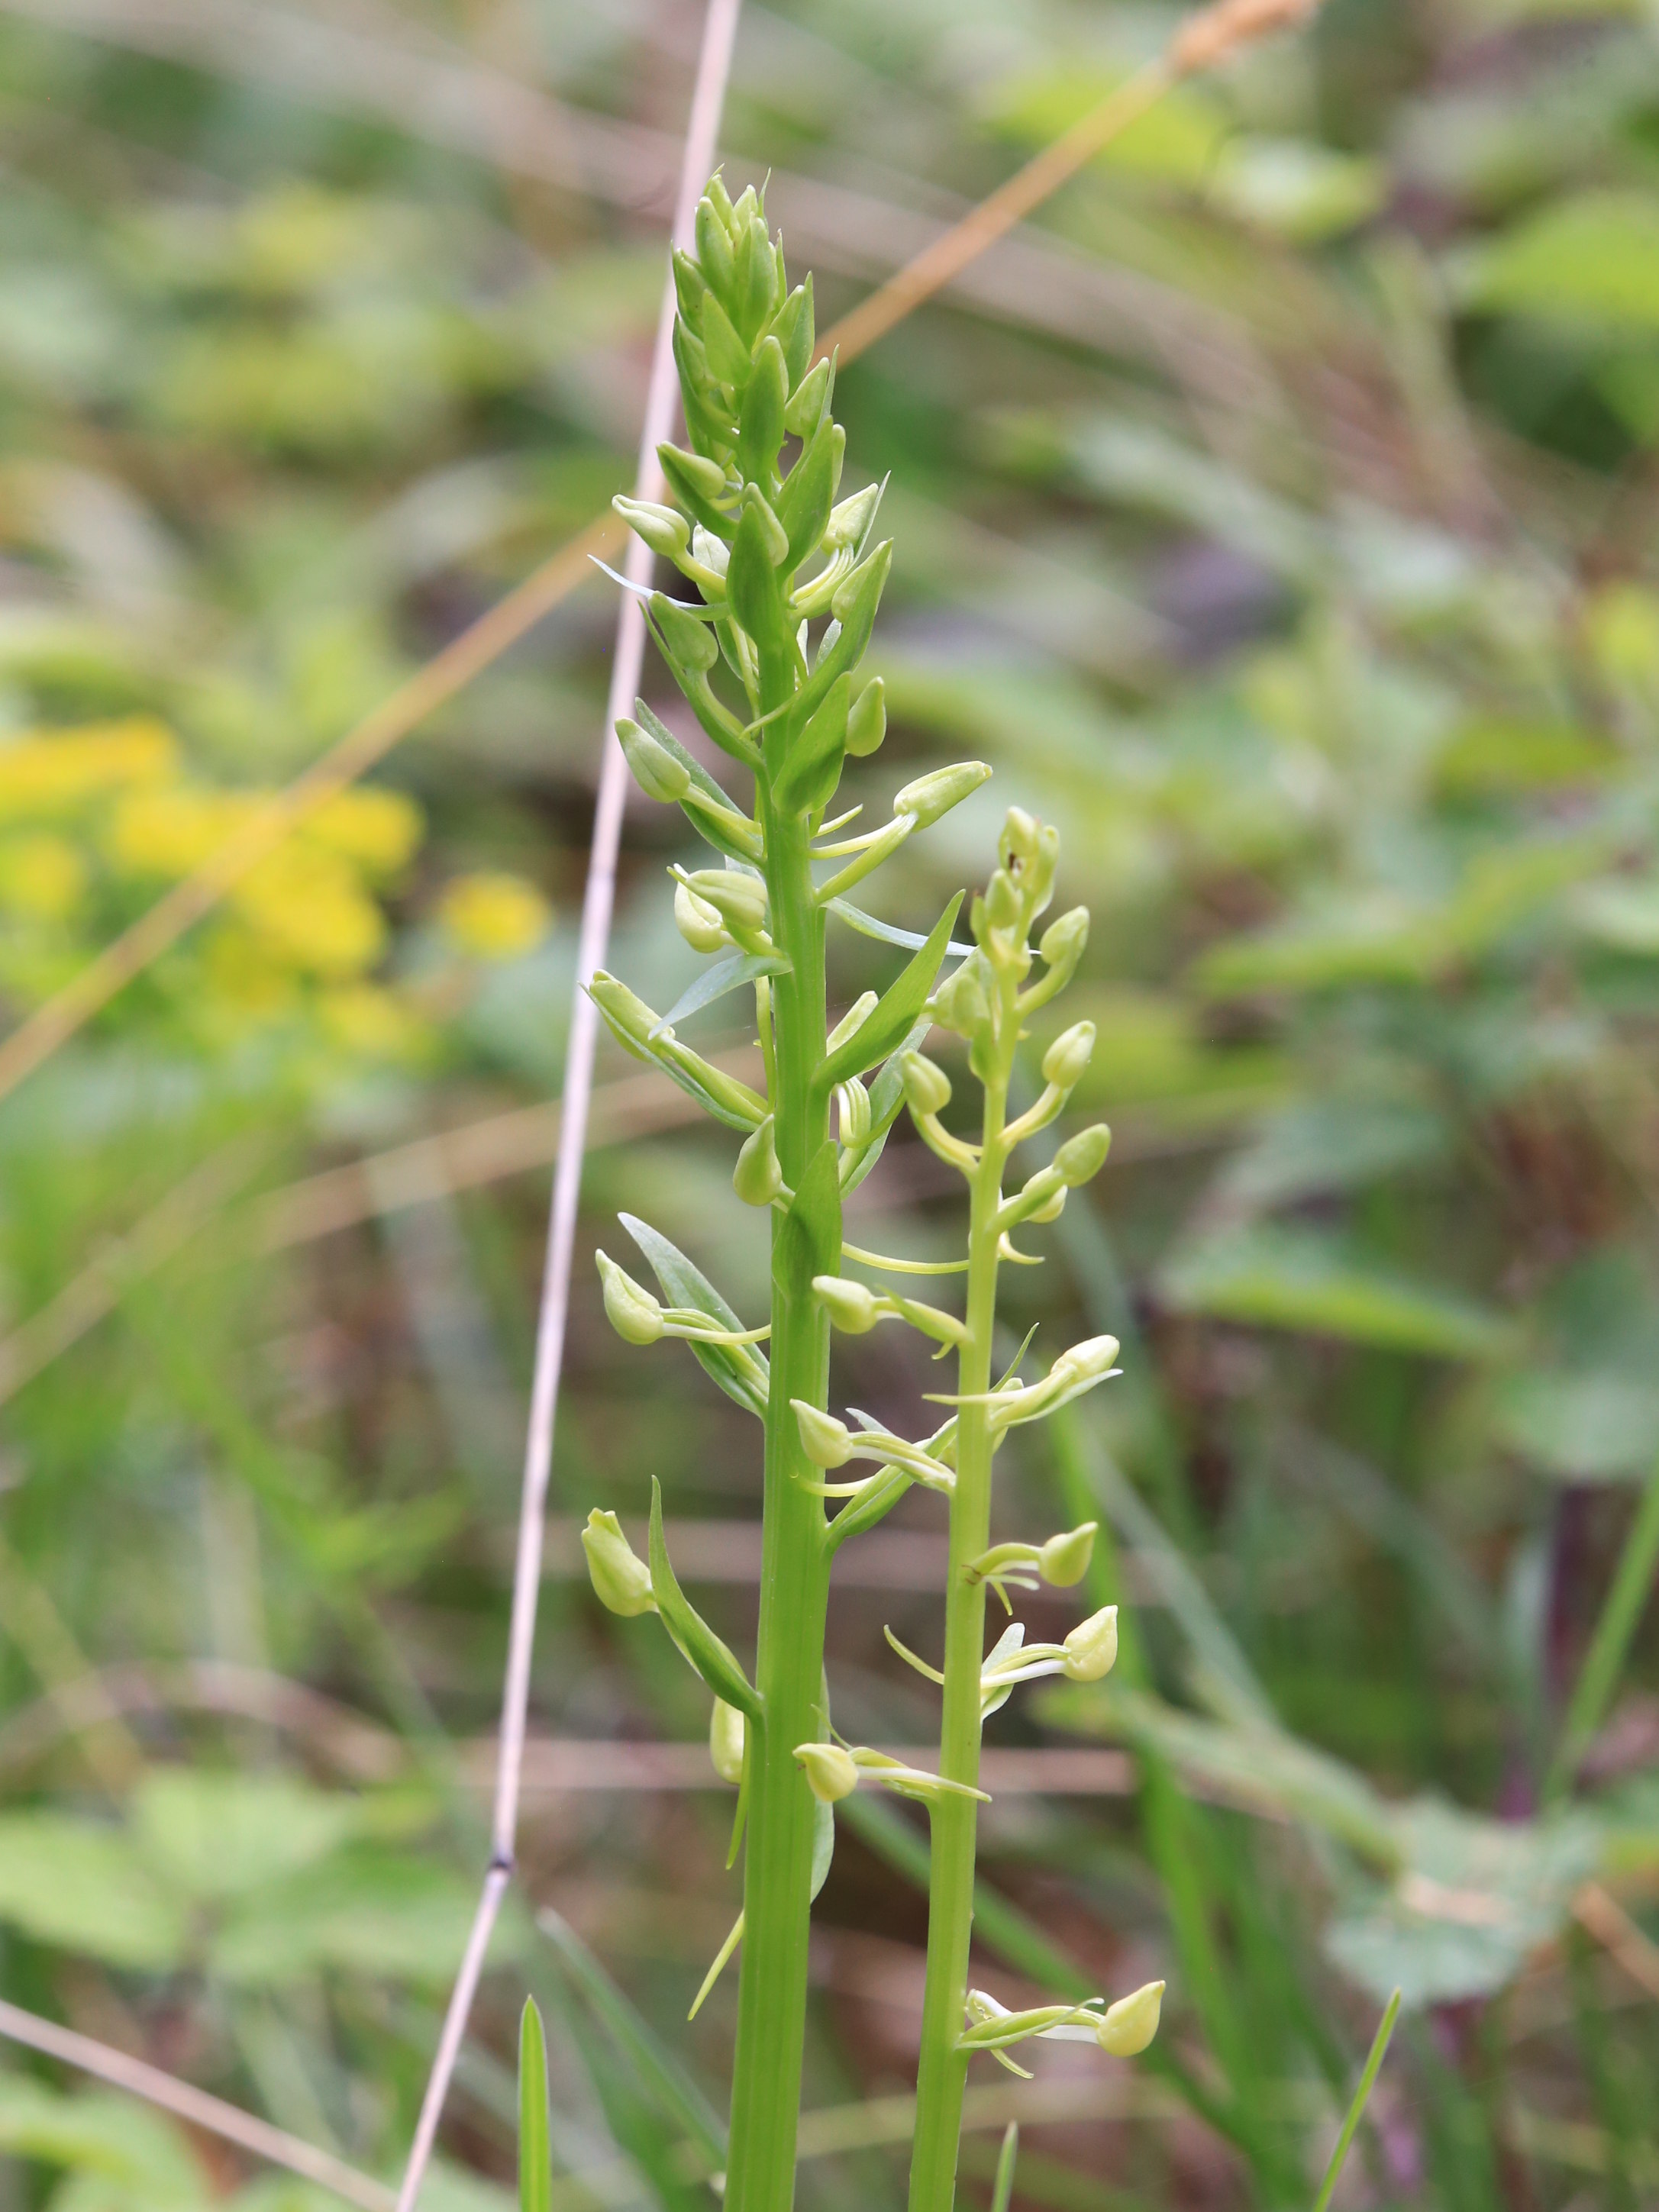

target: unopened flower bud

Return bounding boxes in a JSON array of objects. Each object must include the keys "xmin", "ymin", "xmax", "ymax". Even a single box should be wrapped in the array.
[
  {"xmin": 932, "ymin": 956, "xmax": 989, "ymax": 1038},
  {"xmin": 741, "ymin": 483, "xmax": 789, "ymax": 568},
  {"xmin": 845, "ymin": 677, "xmax": 886, "ymax": 758},
  {"xmin": 900, "ymin": 1052, "xmax": 952, "ymax": 1116},
  {"xmin": 596, "ymin": 1249, "xmax": 664, "ymax": 1345},
  {"xmin": 733, "ymin": 1115, "xmax": 783, "ymax": 1206},
  {"xmin": 618, "ymin": 718, "xmax": 691, "ymax": 804},
  {"xmin": 1038, "ymin": 905, "xmax": 1089, "ymax": 979},
  {"xmin": 675, "ymin": 880, "xmax": 728, "ymax": 954},
  {"xmin": 1097, "ymin": 1980, "xmax": 1163, "ymax": 2056},
  {"xmin": 614, "ymin": 497, "xmax": 692, "ymax": 564},
  {"xmin": 985, "ymin": 869, "xmax": 1022, "ymax": 932},
  {"xmin": 792, "ymin": 1400, "xmax": 852, "ymax": 1468},
  {"xmin": 1061, "ymin": 1604, "xmax": 1118, "ymax": 1682},
  {"xmin": 1041, "ymin": 1021, "xmax": 1096, "ymax": 1091},
  {"xmin": 1054, "ymin": 1124, "xmax": 1112, "ymax": 1185},
  {"xmin": 1038, "ymin": 1522, "xmax": 1098, "ymax": 1588},
  {"xmin": 838, "ymin": 1077, "xmax": 871, "ymax": 1146},
  {"xmin": 814, "ymin": 1275, "xmax": 880, "ymax": 1333},
  {"xmin": 999, "ymin": 808, "xmax": 1040, "ymax": 869},
  {"xmin": 893, "ymin": 760, "xmax": 992, "ymax": 830},
  {"xmin": 1027, "ymin": 1185, "xmax": 1066, "ymax": 1224},
  {"xmin": 658, "ymin": 441, "xmax": 728, "ymax": 505},
  {"xmin": 709, "ymin": 1698, "xmax": 746, "ymax": 1785},
  {"xmin": 1053, "ymin": 1335, "xmax": 1121, "ymax": 1388},
  {"xmin": 686, "ymin": 869, "xmax": 768, "ymax": 935},
  {"xmin": 581, "ymin": 1508, "xmax": 657, "ymax": 1617},
  {"xmin": 650, "ymin": 592, "xmax": 719, "ymax": 674},
  {"xmin": 794, "ymin": 1742, "xmax": 859, "ymax": 1803},
  {"xmin": 823, "ymin": 480, "xmax": 882, "ymax": 552},
  {"xmin": 783, "ymin": 355, "xmax": 832, "ymax": 440},
  {"xmin": 691, "ymin": 524, "xmax": 729, "ymax": 577}
]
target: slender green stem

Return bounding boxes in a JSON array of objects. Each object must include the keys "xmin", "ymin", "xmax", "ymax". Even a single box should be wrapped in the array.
[
  {"xmin": 908, "ymin": 972, "xmax": 1015, "ymax": 2212},
  {"xmin": 1546, "ymin": 1453, "xmax": 1659, "ymax": 1803},
  {"xmin": 724, "ymin": 708, "xmax": 833, "ymax": 2212}
]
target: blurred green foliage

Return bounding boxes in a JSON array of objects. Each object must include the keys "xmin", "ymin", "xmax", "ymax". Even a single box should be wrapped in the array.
[{"xmin": 2, "ymin": 0, "xmax": 1659, "ymax": 2206}]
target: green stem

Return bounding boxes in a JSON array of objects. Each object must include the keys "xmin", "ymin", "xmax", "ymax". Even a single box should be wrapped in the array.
[
  {"xmin": 909, "ymin": 990, "xmax": 1012, "ymax": 2212},
  {"xmin": 724, "ymin": 727, "xmax": 833, "ymax": 2212},
  {"xmin": 1546, "ymin": 1452, "xmax": 1659, "ymax": 1803}
]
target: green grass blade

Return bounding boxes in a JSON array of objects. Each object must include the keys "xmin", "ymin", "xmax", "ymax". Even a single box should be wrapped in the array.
[
  {"xmin": 990, "ymin": 2123, "xmax": 1019, "ymax": 2212},
  {"xmin": 1547, "ymin": 1453, "xmax": 1659, "ymax": 1801},
  {"xmin": 1311, "ymin": 1989, "xmax": 1399, "ymax": 2212},
  {"xmin": 518, "ymin": 1999, "xmax": 552, "ymax": 2212}
]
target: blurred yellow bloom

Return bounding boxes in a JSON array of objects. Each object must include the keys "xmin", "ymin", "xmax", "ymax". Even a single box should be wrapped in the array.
[
  {"xmin": 0, "ymin": 717, "xmax": 179, "ymax": 823},
  {"xmin": 236, "ymin": 849, "xmax": 386, "ymax": 976},
  {"xmin": 0, "ymin": 834, "xmax": 89, "ymax": 920},
  {"xmin": 1585, "ymin": 582, "xmax": 1659, "ymax": 687},
  {"xmin": 309, "ymin": 787, "xmax": 423, "ymax": 877},
  {"xmin": 437, "ymin": 871, "xmax": 550, "ymax": 960},
  {"xmin": 318, "ymin": 983, "xmax": 427, "ymax": 1061},
  {"xmin": 108, "ymin": 786, "xmax": 257, "ymax": 877}
]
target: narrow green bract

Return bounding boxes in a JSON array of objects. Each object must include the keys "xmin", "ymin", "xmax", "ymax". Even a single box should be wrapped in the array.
[{"xmin": 577, "ymin": 177, "xmax": 1161, "ymax": 2212}]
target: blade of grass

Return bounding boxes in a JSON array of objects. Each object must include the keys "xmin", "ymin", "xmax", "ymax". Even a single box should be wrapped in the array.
[
  {"xmin": 1546, "ymin": 1453, "xmax": 1659, "ymax": 1801},
  {"xmin": 520, "ymin": 2002, "xmax": 553, "ymax": 2212},
  {"xmin": 989, "ymin": 2124, "xmax": 1018, "ymax": 2212},
  {"xmin": 1310, "ymin": 1991, "xmax": 1399, "ymax": 2212}
]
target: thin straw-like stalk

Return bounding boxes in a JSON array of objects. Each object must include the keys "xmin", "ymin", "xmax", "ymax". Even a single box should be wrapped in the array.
[
  {"xmin": 1546, "ymin": 1455, "xmax": 1659, "ymax": 1801},
  {"xmin": 1309, "ymin": 1990, "xmax": 1399, "ymax": 2212}
]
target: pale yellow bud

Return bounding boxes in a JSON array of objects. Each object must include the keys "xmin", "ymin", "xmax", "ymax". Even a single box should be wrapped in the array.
[
  {"xmin": 580, "ymin": 1509, "xmax": 657, "ymax": 1618},
  {"xmin": 1041, "ymin": 1021, "xmax": 1096, "ymax": 1091},
  {"xmin": 794, "ymin": 1742, "xmax": 859, "ymax": 1804},
  {"xmin": 1062, "ymin": 1604, "xmax": 1118, "ymax": 1682},
  {"xmin": 1097, "ymin": 1980, "xmax": 1163, "ymax": 2056},
  {"xmin": 597, "ymin": 1249, "xmax": 664, "ymax": 1345},
  {"xmin": 813, "ymin": 1275, "xmax": 880, "ymax": 1333},
  {"xmin": 709, "ymin": 1698, "xmax": 747, "ymax": 1785},
  {"xmin": 892, "ymin": 760, "xmax": 992, "ymax": 830},
  {"xmin": 1053, "ymin": 1336, "xmax": 1120, "ymax": 1388},
  {"xmin": 792, "ymin": 1400, "xmax": 852, "ymax": 1469},
  {"xmin": 1054, "ymin": 1124, "xmax": 1111, "ymax": 1186},
  {"xmin": 675, "ymin": 879, "xmax": 728, "ymax": 954},
  {"xmin": 827, "ymin": 990, "xmax": 879, "ymax": 1052},
  {"xmin": 900, "ymin": 1052, "xmax": 951, "ymax": 1115},
  {"xmin": 734, "ymin": 1116, "xmax": 783, "ymax": 1206},
  {"xmin": 1038, "ymin": 1522, "xmax": 1097, "ymax": 1588}
]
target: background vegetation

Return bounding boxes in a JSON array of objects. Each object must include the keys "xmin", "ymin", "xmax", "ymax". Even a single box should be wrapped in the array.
[{"xmin": 1, "ymin": 0, "xmax": 1657, "ymax": 2204}]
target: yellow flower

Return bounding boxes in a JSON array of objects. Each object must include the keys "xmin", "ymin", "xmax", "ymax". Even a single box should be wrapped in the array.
[
  {"xmin": 0, "ymin": 834, "xmax": 89, "ymax": 921},
  {"xmin": 317, "ymin": 983, "xmax": 427, "ymax": 1061},
  {"xmin": 308, "ymin": 787, "xmax": 423, "ymax": 878},
  {"xmin": 235, "ymin": 848, "xmax": 386, "ymax": 976},
  {"xmin": 108, "ymin": 786, "xmax": 259, "ymax": 877},
  {"xmin": 0, "ymin": 717, "xmax": 179, "ymax": 824},
  {"xmin": 437, "ymin": 871, "xmax": 550, "ymax": 960}
]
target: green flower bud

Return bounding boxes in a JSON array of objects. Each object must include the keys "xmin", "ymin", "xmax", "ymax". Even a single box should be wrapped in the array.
[
  {"xmin": 823, "ymin": 480, "xmax": 881, "ymax": 552},
  {"xmin": 838, "ymin": 1075, "xmax": 872, "ymax": 1146},
  {"xmin": 1038, "ymin": 1522, "xmax": 1097, "ymax": 1588},
  {"xmin": 984, "ymin": 869, "xmax": 1022, "ymax": 932},
  {"xmin": 672, "ymin": 247, "xmax": 707, "ymax": 325},
  {"xmin": 590, "ymin": 972, "xmax": 659, "ymax": 1059},
  {"xmin": 709, "ymin": 1698, "xmax": 747, "ymax": 1785},
  {"xmin": 660, "ymin": 441, "xmax": 728, "ymax": 505},
  {"xmin": 694, "ymin": 194, "xmax": 736, "ymax": 301},
  {"xmin": 1097, "ymin": 1980, "xmax": 1163, "ymax": 2057},
  {"xmin": 813, "ymin": 1275, "xmax": 880, "ymax": 1333},
  {"xmin": 1062, "ymin": 1604, "xmax": 1119, "ymax": 1683},
  {"xmin": 685, "ymin": 868, "xmax": 767, "ymax": 936},
  {"xmin": 893, "ymin": 759, "xmax": 992, "ymax": 830},
  {"xmin": 999, "ymin": 808, "xmax": 1040, "ymax": 869},
  {"xmin": 618, "ymin": 718, "xmax": 691, "ymax": 804},
  {"xmin": 794, "ymin": 1742, "xmax": 859, "ymax": 1804},
  {"xmin": 741, "ymin": 483, "xmax": 789, "ymax": 569},
  {"xmin": 675, "ymin": 880, "xmax": 728, "ymax": 954},
  {"xmin": 827, "ymin": 989, "xmax": 879, "ymax": 1053},
  {"xmin": 1031, "ymin": 823, "xmax": 1060, "ymax": 910},
  {"xmin": 650, "ymin": 592, "xmax": 719, "ymax": 674},
  {"xmin": 1041, "ymin": 1021, "xmax": 1096, "ymax": 1091},
  {"xmin": 1053, "ymin": 1335, "xmax": 1121, "ymax": 1388},
  {"xmin": 845, "ymin": 676, "xmax": 886, "ymax": 758},
  {"xmin": 614, "ymin": 496, "xmax": 692, "ymax": 565},
  {"xmin": 792, "ymin": 1399, "xmax": 852, "ymax": 1469},
  {"xmin": 932, "ymin": 953, "xmax": 989, "ymax": 1038},
  {"xmin": 596, "ymin": 1249, "xmax": 665, "ymax": 1346},
  {"xmin": 1027, "ymin": 1184, "xmax": 1067, "ymax": 1224},
  {"xmin": 900, "ymin": 1052, "xmax": 952, "ymax": 1115},
  {"xmin": 1038, "ymin": 904, "xmax": 1089, "ymax": 981},
  {"xmin": 581, "ymin": 1508, "xmax": 657, "ymax": 1617},
  {"xmin": 733, "ymin": 1115, "xmax": 783, "ymax": 1206},
  {"xmin": 1054, "ymin": 1124, "xmax": 1112, "ymax": 1185},
  {"xmin": 783, "ymin": 355, "xmax": 832, "ymax": 440}
]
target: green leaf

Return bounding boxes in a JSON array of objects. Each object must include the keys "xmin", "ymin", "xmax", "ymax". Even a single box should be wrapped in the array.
[
  {"xmin": 650, "ymin": 951, "xmax": 789, "ymax": 1040},
  {"xmin": 989, "ymin": 66, "xmax": 1228, "ymax": 187},
  {"xmin": 535, "ymin": 1908, "xmax": 728, "ymax": 2171},
  {"xmin": 725, "ymin": 501, "xmax": 787, "ymax": 654},
  {"xmin": 518, "ymin": 2001, "xmax": 551, "ymax": 2212},
  {"xmin": 0, "ymin": 2081, "xmax": 207, "ymax": 2202},
  {"xmin": 621, "ymin": 1212, "xmax": 770, "ymax": 1418},
  {"xmin": 647, "ymin": 1478, "xmax": 760, "ymax": 1718},
  {"xmin": 1157, "ymin": 1226, "xmax": 1514, "ymax": 1359},
  {"xmin": 1209, "ymin": 138, "xmax": 1386, "ymax": 243},
  {"xmin": 1310, "ymin": 1994, "xmax": 1400, "ymax": 2212},
  {"xmin": 131, "ymin": 1771, "xmax": 357, "ymax": 1903},
  {"xmin": 815, "ymin": 892, "xmax": 963, "ymax": 1095},
  {"xmin": 1492, "ymin": 1369, "xmax": 1659, "ymax": 1481},
  {"xmin": 0, "ymin": 1814, "xmax": 187, "ymax": 1971},
  {"xmin": 211, "ymin": 1848, "xmax": 524, "ymax": 1985},
  {"xmin": 770, "ymin": 672, "xmax": 847, "ymax": 817},
  {"xmin": 1463, "ymin": 189, "xmax": 1659, "ymax": 329},
  {"xmin": 773, "ymin": 416, "xmax": 844, "ymax": 573},
  {"xmin": 773, "ymin": 1141, "xmax": 842, "ymax": 1299}
]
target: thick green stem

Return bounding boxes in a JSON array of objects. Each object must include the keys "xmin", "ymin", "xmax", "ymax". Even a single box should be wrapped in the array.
[
  {"xmin": 725, "ymin": 713, "xmax": 832, "ymax": 2212},
  {"xmin": 908, "ymin": 1001, "xmax": 1012, "ymax": 2212}
]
